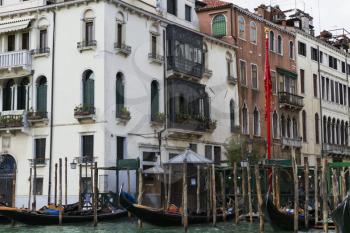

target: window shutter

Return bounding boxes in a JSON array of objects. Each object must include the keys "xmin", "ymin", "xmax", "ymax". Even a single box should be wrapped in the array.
[
  {"xmin": 212, "ymin": 15, "xmax": 226, "ymax": 37},
  {"xmin": 116, "ymin": 78, "xmax": 124, "ymax": 115},
  {"xmin": 37, "ymin": 84, "xmax": 47, "ymax": 112}
]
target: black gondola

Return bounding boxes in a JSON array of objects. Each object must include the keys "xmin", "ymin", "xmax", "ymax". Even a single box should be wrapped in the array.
[
  {"xmin": 120, "ymin": 191, "xmax": 232, "ymax": 227},
  {"xmin": 331, "ymin": 194, "xmax": 350, "ymax": 233},
  {"xmin": 0, "ymin": 215, "xmax": 11, "ymax": 224},
  {"xmin": 0, "ymin": 206, "xmax": 127, "ymax": 225},
  {"xmin": 264, "ymin": 195, "xmax": 313, "ymax": 231}
]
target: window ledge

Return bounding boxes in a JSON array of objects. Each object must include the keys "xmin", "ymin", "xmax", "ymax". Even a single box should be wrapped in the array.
[
  {"xmin": 78, "ymin": 46, "xmax": 96, "ymax": 52},
  {"xmin": 32, "ymin": 52, "xmax": 50, "ymax": 58}
]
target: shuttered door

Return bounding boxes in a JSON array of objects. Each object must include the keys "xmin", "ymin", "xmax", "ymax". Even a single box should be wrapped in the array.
[
  {"xmin": 17, "ymin": 85, "xmax": 26, "ymax": 110},
  {"xmin": 3, "ymin": 88, "xmax": 11, "ymax": 111},
  {"xmin": 151, "ymin": 82, "xmax": 159, "ymax": 120},
  {"xmin": 37, "ymin": 84, "xmax": 47, "ymax": 112},
  {"xmin": 83, "ymin": 78, "xmax": 94, "ymax": 107}
]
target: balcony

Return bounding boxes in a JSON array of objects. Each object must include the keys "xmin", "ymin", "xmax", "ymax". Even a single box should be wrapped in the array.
[
  {"xmin": 278, "ymin": 92, "xmax": 304, "ymax": 111},
  {"xmin": 31, "ymin": 47, "xmax": 50, "ymax": 57},
  {"xmin": 323, "ymin": 143, "xmax": 350, "ymax": 157},
  {"xmin": 0, "ymin": 113, "xmax": 27, "ymax": 133},
  {"xmin": 167, "ymin": 56, "xmax": 203, "ymax": 79},
  {"xmin": 77, "ymin": 40, "xmax": 97, "ymax": 52},
  {"xmin": 27, "ymin": 111, "xmax": 48, "ymax": 126},
  {"xmin": 281, "ymin": 137, "xmax": 302, "ymax": 149},
  {"xmin": 74, "ymin": 105, "xmax": 95, "ymax": 123},
  {"xmin": 203, "ymin": 68, "xmax": 213, "ymax": 78},
  {"xmin": 148, "ymin": 53, "xmax": 164, "ymax": 64},
  {"xmin": 29, "ymin": 158, "xmax": 48, "ymax": 167},
  {"xmin": 0, "ymin": 50, "xmax": 32, "ymax": 71},
  {"xmin": 114, "ymin": 43, "xmax": 131, "ymax": 56},
  {"xmin": 74, "ymin": 156, "xmax": 96, "ymax": 164},
  {"xmin": 227, "ymin": 75, "xmax": 237, "ymax": 85}
]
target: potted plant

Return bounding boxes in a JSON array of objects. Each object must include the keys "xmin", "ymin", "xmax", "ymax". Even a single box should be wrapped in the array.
[
  {"xmin": 118, "ymin": 107, "xmax": 131, "ymax": 120},
  {"xmin": 74, "ymin": 104, "xmax": 95, "ymax": 116},
  {"xmin": 207, "ymin": 119, "xmax": 217, "ymax": 132},
  {"xmin": 152, "ymin": 112, "xmax": 166, "ymax": 124}
]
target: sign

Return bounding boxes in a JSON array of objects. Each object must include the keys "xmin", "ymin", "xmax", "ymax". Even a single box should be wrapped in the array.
[{"xmin": 117, "ymin": 159, "xmax": 140, "ymax": 170}]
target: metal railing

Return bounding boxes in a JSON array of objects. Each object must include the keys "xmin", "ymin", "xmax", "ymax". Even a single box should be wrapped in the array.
[
  {"xmin": 228, "ymin": 75, "xmax": 237, "ymax": 85},
  {"xmin": 31, "ymin": 47, "xmax": 50, "ymax": 55},
  {"xmin": 74, "ymin": 105, "xmax": 95, "ymax": 116},
  {"xmin": 281, "ymin": 137, "xmax": 302, "ymax": 148},
  {"xmin": 203, "ymin": 68, "xmax": 213, "ymax": 77},
  {"xmin": 167, "ymin": 56, "xmax": 203, "ymax": 78},
  {"xmin": 0, "ymin": 114, "xmax": 24, "ymax": 128},
  {"xmin": 148, "ymin": 52, "xmax": 164, "ymax": 63},
  {"xmin": 77, "ymin": 40, "xmax": 97, "ymax": 49},
  {"xmin": 27, "ymin": 111, "xmax": 48, "ymax": 120},
  {"xmin": 75, "ymin": 156, "xmax": 96, "ymax": 164},
  {"xmin": 114, "ymin": 42, "xmax": 131, "ymax": 55},
  {"xmin": 168, "ymin": 113, "xmax": 212, "ymax": 132},
  {"xmin": 29, "ymin": 158, "xmax": 48, "ymax": 166},
  {"xmin": 278, "ymin": 92, "xmax": 304, "ymax": 108},
  {"xmin": 0, "ymin": 50, "xmax": 32, "ymax": 69},
  {"xmin": 323, "ymin": 143, "xmax": 350, "ymax": 155}
]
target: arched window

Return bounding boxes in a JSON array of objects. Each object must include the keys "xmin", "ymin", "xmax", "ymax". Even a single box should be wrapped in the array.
[
  {"xmin": 323, "ymin": 116, "xmax": 327, "ymax": 143},
  {"xmin": 116, "ymin": 12, "xmax": 125, "ymax": 49},
  {"xmin": 242, "ymin": 104, "xmax": 248, "ymax": 135},
  {"xmin": 272, "ymin": 111, "xmax": 278, "ymax": 138},
  {"xmin": 250, "ymin": 21, "xmax": 257, "ymax": 43},
  {"xmin": 346, "ymin": 122, "xmax": 349, "ymax": 145},
  {"xmin": 226, "ymin": 52, "xmax": 233, "ymax": 78},
  {"xmin": 212, "ymin": 14, "xmax": 226, "ymax": 37},
  {"xmin": 336, "ymin": 119, "xmax": 340, "ymax": 145},
  {"xmin": 281, "ymin": 114, "xmax": 286, "ymax": 137},
  {"xmin": 331, "ymin": 118, "xmax": 336, "ymax": 144},
  {"xmin": 82, "ymin": 70, "xmax": 95, "ymax": 109},
  {"xmin": 253, "ymin": 107, "xmax": 260, "ymax": 136},
  {"xmin": 341, "ymin": 120, "xmax": 345, "ymax": 145},
  {"xmin": 292, "ymin": 118, "xmax": 298, "ymax": 139},
  {"xmin": 302, "ymin": 110, "xmax": 307, "ymax": 142},
  {"xmin": 3, "ymin": 79, "xmax": 14, "ymax": 111},
  {"xmin": 289, "ymin": 41, "xmax": 294, "ymax": 59},
  {"xmin": 37, "ymin": 76, "xmax": 47, "ymax": 114},
  {"xmin": 230, "ymin": 100, "xmax": 235, "ymax": 132},
  {"xmin": 277, "ymin": 35, "xmax": 283, "ymax": 54},
  {"xmin": 151, "ymin": 80, "xmax": 159, "ymax": 121},
  {"xmin": 83, "ymin": 9, "xmax": 95, "ymax": 44},
  {"xmin": 287, "ymin": 117, "xmax": 291, "ymax": 138},
  {"xmin": 116, "ymin": 72, "xmax": 125, "ymax": 117},
  {"xmin": 269, "ymin": 31, "xmax": 275, "ymax": 51},
  {"xmin": 17, "ymin": 77, "xmax": 29, "ymax": 110},
  {"xmin": 238, "ymin": 16, "xmax": 245, "ymax": 39},
  {"xmin": 315, "ymin": 113, "xmax": 319, "ymax": 144}
]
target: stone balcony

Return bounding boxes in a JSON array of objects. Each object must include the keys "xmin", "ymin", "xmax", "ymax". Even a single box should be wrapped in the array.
[
  {"xmin": 115, "ymin": 43, "xmax": 132, "ymax": 56},
  {"xmin": 278, "ymin": 92, "xmax": 304, "ymax": 111},
  {"xmin": 0, "ymin": 50, "xmax": 32, "ymax": 72},
  {"xmin": 281, "ymin": 137, "xmax": 302, "ymax": 149},
  {"xmin": 0, "ymin": 111, "xmax": 28, "ymax": 134},
  {"xmin": 323, "ymin": 143, "xmax": 350, "ymax": 157}
]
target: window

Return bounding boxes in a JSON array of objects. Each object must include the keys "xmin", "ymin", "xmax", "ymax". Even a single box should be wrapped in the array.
[
  {"xmin": 39, "ymin": 29, "xmax": 47, "ymax": 49},
  {"xmin": 35, "ymin": 138, "xmax": 46, "ymax": 163},
  {"xmin": 167, "ymin": 0, "xmax": 176, "ymax": 15},
  {"xmin": 335, "ymin": 81, "xmax": 339, "ymax": 103},
  {"xmin": 240, "ymin": 60, "xmax": 247, "ymax": 86},
  {"xmin": 116, "ymin": 21, "xmax": 123, "ymax": 49},
  {"xmin": 289, "ymin": 41, "xmax": 294, "ymax": 59},
  {"xmin": 22, "ymin": 32, "xmax": 29, "ymax": 50},
  {"xmin": 116, "ymin": 72, "xmax": 125, "ymax": 117},
  {"xmin": 36, "ymin": 76, "xmax": 47, "ymax": 114},
  {"xmin": 340, "ymin": 83, "xmax": 343, "ymax": 105},
  {"xmin": 315, "ymin": 113, "xmax": 319, "ymax": 144},
  {"xmin": 321, "ymin": 76, "xmax": 325, "ymax": 99},
  {"xmin": 3, "ymin": 79, "xmax": 14, "ymax": 111},
  {"xmin": 151, "ymin": 34, "xmax": 157, "ymax": 55},
  {"xmin": 313, "ymin": 74, "xmax": 317, "ymax": 97},
  {"xmin": 302, "ymin": 110, "xmax": 307, "ymax": 142},
  {"xmin": 344, "ymin": 85, "xmax": 347, "ymax": 106},
  {"xmin": 319, "ymin": 51, "xmax": 323, "ymax": 63},
  {"xmin": 273, "ymin": 111, "xmax": 278, "ymax": 138},
  {"xmin": 185, "ymin": 5, "xmax": 191, "ymax": 22},
  {"xmin": 242, "ymin": 104, "xmax": 248, "ymax": 135},
  {"xmin": 342, "ymin": 61, "xmax": 346, "ymax": 73},
  {"xmin": 226, "ymin": 52, "xmax": 232, "ymax": 78},
  {"xmin": 230, "ymin": 100, "xmax": 235, "ymax": 132},
  {"xmin": 326, "ymin": 78, "xmax": 330, "ymax": 101},
  {"xmin": 277, "ymin": 35, "xmax": 282, "ymax": 54},
  {"xmin": 292, "ymin": 118, "xmax": 298, "ymax": 139},
  {"xmin": 116, "ymin": 136, "xmax": 125, "ymax": 161},
  {"xmin": 271, "ymin": 71, "xmax": 277, "ymax": 94},
  {"xmin": 298, "ymin": 41, "xmax": 306, "ymax": 56},
  {"xmin": 281, "ymin": 115, "xmax": 286, "ymax": 137},
  {"xmin": 85, "ymin": 21, "xmax": 94, "ymax": 42},
  {"xmin": 82, "ymin": 70, "xmax": 95, "ymax": 108},
  {"xmin": 253, "ymin": 107, "xmax": 260, "ymax": 136},
  {"xmin": 189, "ymin": 143, "xmax": 197, "ymax": 153},
  {"xmin": 82, "ymin": 135, "xmax": 94, "ymax": 161},
  {"xmin": 330, "ymin": 80, "xmax": 334, "ymax": 102},
  {"xmin": 82, "ymin": 177, "xmax": 92, "ymax": 193},
  {"xmin": 287, "ymin": 117, "xmax": 291, "ymax": 138},
  {"xmin": 250, "ymin": 21, "xmax": 257, "ymax": 43},
  {"xmin": 251, "ymin": 64, "xmax": 258, "ymax": 89},
  {"xmin": 151, "ymin": 80, "xmax": 159, "ymax": 121},
  {"xmin": 300, "ymin": 69, "xmax": 305, "ymax": 94},
  {"xmin": 212, "ymin": 14, "xmax": 226, "ymax": 37},
  {"xmin": 7, "ymin": 35, "xmax": 15, "ymax": 52},
  {"xmin": 214, "ymin": 146, "xmax": 221, "ymax": 164},
  {"xmin": 205, "ymin": 145, "xmax": 212, "ymax": 160},
  {"xmin": 238, "ymin": 16, "xmax": 245, "ymax": 39},
  {"xmin": 17, "ymin": 78, "xmax": 29, "ymax": 110},
  {"xmin": 269, "ymin": 31, "xmax": 274, "ymax": 51},
  {"xmin": 311, "ymin": 47, "xmax": 318, "ymax": 61},
  {"xmin": 34, "ymin": 178, "xmax": 43, "ymax": 195},
  {"xmin": 328, "ymin": 56, "xmax": 338, "ymax": 69}
]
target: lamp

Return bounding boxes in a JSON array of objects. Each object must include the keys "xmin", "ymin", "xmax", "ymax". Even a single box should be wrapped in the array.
[{"xmin": 70, "ymin": 158, "xmax": 77, "ymax": 169}]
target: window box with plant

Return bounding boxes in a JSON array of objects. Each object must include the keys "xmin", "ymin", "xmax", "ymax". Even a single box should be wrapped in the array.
[
  {"xmin": 117, "ymin": 107, "xmax": 131, "ymax": 122},
  {"xmin": 74, "ymin": 104, "xmax": 96, "ymax": 122},
  {"xmin": 0, "ymin": 115, "xmax": 23, "ymax": 128},
  {"xmin": 27, "ymin": 108, "xmax": 48, "ymax": 124}
]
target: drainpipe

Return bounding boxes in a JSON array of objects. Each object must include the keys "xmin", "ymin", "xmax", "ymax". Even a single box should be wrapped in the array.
[
  {"xmin": 317, "ymin": 45, "xmax": 324, "ymax": 158},
  {"xmin": 47, "ymin": 11, "xmax": 56, "ymax": 205},
  {"xmin": 345, "ymin": 54, "xmax": 349, "ymax": 149}
]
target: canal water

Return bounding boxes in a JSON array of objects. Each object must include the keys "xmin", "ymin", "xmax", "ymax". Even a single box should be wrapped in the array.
[{"xmin": 0, "ymin": 220, "xmax": 333, "ymax": 233}]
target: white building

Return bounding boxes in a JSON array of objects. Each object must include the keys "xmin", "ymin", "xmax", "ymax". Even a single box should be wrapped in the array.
[{"xmin": 0, "ymin": 0, "xmax": 238, "ymax": 208}]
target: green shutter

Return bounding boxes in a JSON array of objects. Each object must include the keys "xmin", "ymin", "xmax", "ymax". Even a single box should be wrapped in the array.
[
  {"xmin": 116, "ymin": 78, "xmax": 124, "ymax": 115},
  {"xmin": 37, "ymin": 85, "xmax": 47, "ymax": 112},
  {"xmin": 3, "ymin": 87, "xmax": 11, "ymax": 111},
  {"xmin": 83, "ymin": 78, "xmax": 94, "ymax": 107},
  {"xmin": 212, "ymin": 15, "xmax": 226, "ymax": 37},
  {"xmin": 151, "ymin": 82, "xmax": 159, "ymax": 120}
]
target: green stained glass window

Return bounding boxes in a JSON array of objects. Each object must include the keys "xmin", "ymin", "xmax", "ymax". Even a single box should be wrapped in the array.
[{"xmin": 212, "ymin": 14, "xmax": 226, "ymax": 37}]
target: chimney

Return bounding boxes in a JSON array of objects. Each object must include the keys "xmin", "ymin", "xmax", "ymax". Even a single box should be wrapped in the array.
[{"xmin": 254, "ymin": 4, "xmax": 268, "ymax": 19}]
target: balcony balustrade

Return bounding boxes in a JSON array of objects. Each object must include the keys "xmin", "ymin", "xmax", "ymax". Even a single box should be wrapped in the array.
[
  {"xmin": 114, "ymin": 43, "xmax": 132, "ymax": 56},
  {"xmin": 323, "ymin": 143, "xmax": 350, "ymax": 156},
  {"xmin": 77, "ymin": 40, "xmax": 97, "ymax": 51},
  {"xmin": 29, "ymin": 158, "xmax": 48, "ymax": 166},
  {"xmin": 0, "ymin": 50, "xmax": 32, "ymax": 70},
  {"xmin": 148, "ymin": 53, "xmax": 164, "ymax": 64},
  {"xmin": 281, "ymin": 137, "xmax": 302, "ymax": 148},
  {"xmin": 27, "ymin": 111, "xmax": 48, "ymax": 125},
  {"xmin": 31, "ymin": 47, "xmax": 50, "ymax": 56},
  {"xmin": 203, "ymin": 68, "xmax": 213, "ymax": 78},
  {"xmin": 74, "ymin": 105, "xmax": 96, "ymax": 122},
  {"xmin": 278, "ymin": 92, "xmax": 304, "ymax": 110}
]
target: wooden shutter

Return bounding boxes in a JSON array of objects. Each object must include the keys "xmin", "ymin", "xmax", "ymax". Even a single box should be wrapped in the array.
[
  {"xmin": 82, "ymin": 135, "xmax": 94, "ymax": 157},
  {"xmin": 151, "ymin": 82, "xmax": 159, "ymax": 120},
  {"xmin": 116, "ymin": 78, "xmax": 124, "ymax": 115},
  {"xmin": 37, "ymin": 84, "xmax": 47, "ymax": 112}
]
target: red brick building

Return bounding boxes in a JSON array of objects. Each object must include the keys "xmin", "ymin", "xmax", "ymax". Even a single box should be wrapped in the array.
[{"xmin": 197, "ymin": 2, "xmax": 303, "ymax": 160}]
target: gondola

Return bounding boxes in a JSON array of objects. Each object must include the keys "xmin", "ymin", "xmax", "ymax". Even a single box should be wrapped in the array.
[
  {"xmin": 0, "ymin": 215, "xmax": 11, "ymax": 224},
  {"xmin": 264, "ymin": 195, "xmax": 314, "ymax": 231},
  {"xmin": 331, "ymin": 194, "xmax": 350, "ymax": 233},
  {"xmin": 0, "ymin": 206, "xmax": 127, "ymax": 225},
  {"xmin": 120, "ymin": 191, "xmax": 232, "ymax": 227}
]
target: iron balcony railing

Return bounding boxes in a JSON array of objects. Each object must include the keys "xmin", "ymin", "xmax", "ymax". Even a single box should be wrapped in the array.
[
  {"xmin": 77, "ymin": 40, "xmax": 97, "ymax": 49},
  {"xmin": 0, "ymin": 114, "xmax": 24, "ymax": 128},
  {"xmin": 29, "ymin": 158, "xmax": 48, "ymax": 166},
  {"xmin": 75, "ymin": 156, "xmax": 96, "ymax": 164},
  {"xmin": 31, "ymin": 47, "xmax": 50, "ymax": 55},
  {"xmin": 281, "ymin": 137, "xmax": 302, "ymax": 148},
  {"xmin": 168, "ymin": 113, "xmax": 213, "ymax": 132},
  {"xmin": 27, "ymin": 111, "xmax": 48, "ymax": 121},
  {"xmin": 114, "ymin": 42, "xmax": 131, "ymax": 55},
  {"xmin": 148, "ymin": 53, "xmax": 164, "ymax": 63},
  {"xmin": 0, "ymin": 50, "xmax": 32, "ymax": 69},
  {"xmin": 167, "ymin": 56, "xmax": 203, "ymax": 78},
  {"xmin": 74, "ymin": 105, "xmax": 95, "ymax": 117},
  {"xmin": 323, "ymin": 143, "xmax": 350, "ymax": 155},
  {"xmin": 278, "ymin": 92, "xmax": 304, "ymax": 108},
  {"xmin": 227, "ymin": 75, "xmax": 237, "ymax": 85},
  {"xmin": 203, "ymin": 68, "xmax": 213, "ymax": 77}
]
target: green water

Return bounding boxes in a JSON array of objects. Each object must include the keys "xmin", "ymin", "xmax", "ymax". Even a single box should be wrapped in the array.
[{"xmin": 0, "ymin": 220, "xmax": 331, "ymax": 233}]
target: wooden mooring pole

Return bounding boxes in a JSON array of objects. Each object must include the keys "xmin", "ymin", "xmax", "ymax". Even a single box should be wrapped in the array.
[
  {"xmin": 65, "ymin": 157, "xmax": 67, "ymax": 207},
  {"xmin": 54, "ymin": 163, "xmax": 57, "ymax": 206},
  {"xmin": 93, "ymin": 162, "xmax": 98, "ymax": 227},
  {"xmin": 182, "ymin": 160, "xmax": 188, "ymax": 232},
  {"xmin": 233, "ymin": 162, "xmax": 239, "ymax": 225},
  {"xmin": 167, "ymin": 166, "xmax": 172, "ymax": 209},
  {"xmin": 304, "ymin": 159, "xmax": 309, "ymax": 229},
  {"xmin": 212, "ymin": 164, "xmax": 217, "ymax": 226},
  {"xmin": 220, "ymin": 171, "xmax": 226, "ymax": 222},
  {"xmin": 127, "ymin": 169, "xmax": 131, "ymax": 219},
  {"xmin": 254, "ymin": 165, "xmax": 264, "ymax": 233},
  {"xmin": 28, "ymin": 168, "xmax": 32, "ymax": 210},
  {"xmin": 137, "ymin": 168, "xmax": 143, "ymax": 228},
  {"xmin": 291, "ymin": 148, "xmax": 298, "ymax": 233},
  {"xmin": 341, "ymin": 168, "xmax": 346, "ymax": 200},
  {"xmin": 332, "ymin": 168, "xmax": 339, "ymax": 233},
  {"xmin": 59, "ymin": 158, "xmax": 63, "ymax": 225},
  {"xmin": 321, "ymin": 157, "xmax": 328, "ymax": 233},
  {"xmin": 78, "ymin": 164, "xmax": 82, "ymax": 211},
  {"xmin": 207, "ymin": 167, "xmax": 211, "ymax": 222},
  {"xmin": 32, "ymin": 159, "xmax": 37, "ymax": 211},
  {"xmin": 247, "ymin": 165, "xmax": 253, "ymax": 223},
  {"xmin": 314, "ymin": 162, "xmax": 319, "ymax": 224},
  {"xmin": 197, "ymin": 165, "xmax": 201, "ymax": 215}
]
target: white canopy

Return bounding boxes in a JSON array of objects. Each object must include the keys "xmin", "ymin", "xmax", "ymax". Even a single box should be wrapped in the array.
[
  {"xmin": 143, "ymin": 164, "xmax": 164, "ymax": 174},
  {"xmin": 165, "ymin": 148, "xmax": 213, "ymax": 165},
  {"xmin": 0, "ymin": 17, "xmax": 34, "ymax": 34}
]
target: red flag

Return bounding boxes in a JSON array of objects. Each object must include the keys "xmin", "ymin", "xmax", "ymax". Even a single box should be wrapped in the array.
[{"xmin": 264, "ymin": 29, "xmax": 273, "ymax": 193}]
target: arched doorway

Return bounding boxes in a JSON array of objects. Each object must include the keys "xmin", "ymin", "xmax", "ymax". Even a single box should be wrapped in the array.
[{"xmin": 0, "ymin": 154, "xmax": 16, "ymax": 206}]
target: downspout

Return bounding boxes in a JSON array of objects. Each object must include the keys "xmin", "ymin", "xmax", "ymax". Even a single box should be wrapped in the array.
[
  {"xmin": 345, "ymin": 54, "xmax": 349, "ymax": 149},
  {"xmin": 48, "ymin": 10, "xmax": 56, "ymax": 205},
  {"xmin": 317, "ymin": 45, "xmax": 324, "ymax": 158}
]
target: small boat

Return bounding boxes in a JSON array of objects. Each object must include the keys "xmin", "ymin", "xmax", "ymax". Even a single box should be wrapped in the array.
[
  {"xmin": 0, "ymin": 215, "xmax": 11, "ymax": 224},
  {"xmin": 264, "ymin": 195, "xmax": 313, "ymax": 231},
  {"xmin": 120, "ymin": 191, "xmax": 232, "ymax": 227},
  {"xmin": 0, "ymin": 206, "xmax": 127, "ymax": 225},
  {"xmin": 331, "ymin": 194, "xmax": 350, "ymax": 233}
]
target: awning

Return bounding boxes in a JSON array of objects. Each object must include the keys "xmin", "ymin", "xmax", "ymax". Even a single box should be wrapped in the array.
[
  {"xmin": 165, "ymin": 148, "xmax": 213, "ymax": 165},
  {"xmin": 276, "ymin": 67, "xmax": 297, "ymax": 79},
  {"xmin": 0, "ymin": 17, "xmax": 34, "ymax": 34}
]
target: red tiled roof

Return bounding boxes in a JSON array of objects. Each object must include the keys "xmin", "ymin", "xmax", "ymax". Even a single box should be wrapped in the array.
[{"xmin": 201, "ymin": 0, "xmax": 231, "ymax": 8}]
